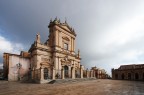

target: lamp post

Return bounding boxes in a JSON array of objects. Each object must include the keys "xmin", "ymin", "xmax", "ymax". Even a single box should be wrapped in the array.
[{"xmin": 16, "ymin": 63, "xmax": 22, "ymax": 81}]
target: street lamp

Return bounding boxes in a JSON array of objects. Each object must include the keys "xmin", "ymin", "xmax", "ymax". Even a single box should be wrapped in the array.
[{"xmin": 16, "ymin": 63, "xmax": 22, "ymax": 81}]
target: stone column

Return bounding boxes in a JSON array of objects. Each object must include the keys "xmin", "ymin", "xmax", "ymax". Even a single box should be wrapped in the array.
[
  {"xmin": 80, "ymin": 65, "xmax": 83, "ymax": 78},
  {"xmin": 54, "ymin": 30, "xmax": 57, "ymax": 46},
  {"xmin": 34, "ymin": 69, "xmax": 36, "ymax": 79},
  {"xmin": 90, "ymin": 70, "xmax": 92, "ymax": 78},
  {"xmin": 61, "ymin": 66, "xmax": 64, "ymax": 79},
  {"xmin": 31, "ymin": 69, "xmax": 34, "ymax": 79},
  {"xmin": 40, "ymin": 68, "xmax": 44, "ymax": 81},
  {"xmin": 71, "ymin": 67, "xmax": 75, "ymax": 79},
  {"xmin": 52, "ymin": 67, "xmax": 55, "ymax": 80},
  {"xmin": 90, "ymin": 70, "xmax": 93, "ymax": 77},
  {"xmin": 92, "ymin": 70, "xmax": 94, "ymax": 77},
  {"xmin": 54, "ymin": 30, "xmax": 59, "ymax": 46},
  {"xmin": 86, "ymin": 69, "xmax": 89, "ymax": 78},
  {"xmin": 54, "ymin": 57, "xmax": 58, "ymax": 74},
  {"xmin": 73, "ymin": 38, "xmax": 75, "ymax": 51},
  {"xmin": 68, "ymin": 66, "xmax": 71, "ymax": 78},
  {"xmin": 58, "ymin": 31, "xmax": 59, "ymax": 46},
  {"xmin": 71, "ymin": 38, "xmax": 73, "ymax": 51},
  {"xmin": 93, "ymin": 70, "xmax": 96, "ymax": 77}
]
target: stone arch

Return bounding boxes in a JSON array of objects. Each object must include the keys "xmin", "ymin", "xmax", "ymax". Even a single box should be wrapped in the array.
[
  {"xmin": 40, "ymin": 62, "xmax": 52, "ymax": 79},
  {"xmin": 44, "ymin": 68, "xmax": 49, "ymax": 79},
  {"xmin": 115, "ymin": 74, "xmax": 118, "ymax": 79},
  {"xmin": 64, "ymin": 65, "xmax": 69, "ymax": 78},
  {"xmin": 75, "ymin": 68, "xmax": 80, "ymax": 78},
  {"xmin": 128, "ymin": 73, "xmax": 131, "ymax": 80},
  {"xmin": 135, "ymin": 73, "xmax": 139, "ymax": 80},
  {"xmin": 121, "ymin": 73, "xmax": 125, "ymax": 80}
]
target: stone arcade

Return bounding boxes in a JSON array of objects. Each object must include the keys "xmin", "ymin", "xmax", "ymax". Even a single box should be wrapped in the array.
[
  {"xmin": 3, "ymin": 18, "xmax": 95, "ymax": 83},
  {"xmin": 112, "ymin": 64, "xmax": 144, "ymax": 81}
]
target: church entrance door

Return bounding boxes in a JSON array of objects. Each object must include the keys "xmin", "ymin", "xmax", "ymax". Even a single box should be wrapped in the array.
[
  {"xmin": 64, "ymin": 65, "xmax": 69, "ymax": 78},
  {"xmin": 44, "ymin": 68, "xmax": 49, "ymax": 79}
]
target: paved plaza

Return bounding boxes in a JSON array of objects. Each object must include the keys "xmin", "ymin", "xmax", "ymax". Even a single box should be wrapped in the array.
[{"xmin": 0, "ymin": 79, "xmax": 144, "ymax": 95}]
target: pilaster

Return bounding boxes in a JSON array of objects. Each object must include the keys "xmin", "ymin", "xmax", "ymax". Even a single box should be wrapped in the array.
[
  {"xmin": 61, "ymin": 66, "xmax": 64, "ymax": 79},
  {"xmin": 80, "ymin": 65, "xmax": 83, "ymax": 78},
  {"xmin": 73, "ymin": 38, "xmax": 75, "ymax": 51},
  {"xmin": 90, "ymin": 70, "xmax": 93, "ymax": 77},
  {"xmin": 71, "ymin": 67, "xmax": 75, "ymax": 79},
  {"xmin": 71, "ymin": 37, "xmax": 73, "ymax": 51},
  {"xmin": 52, "ymin": 67, "xmax": 55, "ymax": 80},
  {"xmin": 93, "ymin": 70, "xmax": 96, "ymax": 77},
  {"xmin": 40, "ymin": 68, "xmax": 44, "ymax": 81},
  {"xmin": 86, "ymin": 69, "xmax": 89, "ymax": 78}
]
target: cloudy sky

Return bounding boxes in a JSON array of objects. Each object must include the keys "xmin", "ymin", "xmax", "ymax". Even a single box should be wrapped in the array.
[{"xmin": 1, "ymin": 0, "xmax": 144, "ymax": 74}]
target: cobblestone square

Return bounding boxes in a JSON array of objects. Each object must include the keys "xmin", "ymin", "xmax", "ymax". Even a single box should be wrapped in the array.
[{"xmin": 0, "ymin": 79, "xmax": 144, "ymax": 95}]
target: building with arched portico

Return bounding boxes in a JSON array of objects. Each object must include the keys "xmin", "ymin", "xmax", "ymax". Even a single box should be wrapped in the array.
[{"xmin": 112, "ymin": 64, "xmax": 144, "ymax": 81}]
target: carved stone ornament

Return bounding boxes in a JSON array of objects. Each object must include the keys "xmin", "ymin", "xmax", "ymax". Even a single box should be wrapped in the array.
[
  {"xmin": 61, "ymin": 56, "xmax": 71, "ymax": 65},
  {"xmin": 40, "ymin": 62, "xmax": 52, "ymax": 68}
]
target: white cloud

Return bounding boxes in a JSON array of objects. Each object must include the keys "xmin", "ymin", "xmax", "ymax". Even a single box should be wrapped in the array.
[
  {"xmin": 81, "ymin": 15, "xmax": 144, "ymax": 75},
  {"xmin": 0, "ymin": 36, "xmax": 13, "ymax": 52},
  {"xmin": 100, "ymin": 15, "xmax": 144, "ymax": 47},
  {"xmin": 0, "ymin": 35, "xmax": 24, "ymax": 57}
]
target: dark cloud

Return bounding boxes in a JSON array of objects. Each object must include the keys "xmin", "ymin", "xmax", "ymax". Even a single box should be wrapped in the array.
[{"xmin": 1, "ymin": 0, "xmax": 144, "ymax": 75}]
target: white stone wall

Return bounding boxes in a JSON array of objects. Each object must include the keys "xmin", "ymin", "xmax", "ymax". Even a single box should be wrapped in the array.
[{"xmin": 8, "ymin": 55, "xmax": 30, "ymax": 81}]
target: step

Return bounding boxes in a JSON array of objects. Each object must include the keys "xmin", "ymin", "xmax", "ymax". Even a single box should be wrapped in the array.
[{"xmin": 48, "ymin": 78, "xmax": 96, "ymax": 84}]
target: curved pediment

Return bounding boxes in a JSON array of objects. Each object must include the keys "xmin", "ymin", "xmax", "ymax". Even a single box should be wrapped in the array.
[
  {"xmin": 40, "ymin": 62, "xmax": 52, "ymax": 67},
  {"xmin": 62, "ymin": 36, "xmax": 70, "ymax": 41},
  {"xmin": 61, "ymin": 56, "xmax": 71, "ymax": 66}
]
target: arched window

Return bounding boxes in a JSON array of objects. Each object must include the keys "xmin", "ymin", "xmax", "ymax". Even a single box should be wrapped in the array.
[{"xmin": 44, "ymin": 68, "xmax": 49, "ymax": 80}]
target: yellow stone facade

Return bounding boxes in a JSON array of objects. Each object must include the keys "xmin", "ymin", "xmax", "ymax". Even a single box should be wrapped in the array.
[
  {"xmin": 28, "ymin": 18, "xmax": 83, "ymax": 83},
  {"xmin": 3, "ymin": 18, "xmax": 100, "ymax": 83}
]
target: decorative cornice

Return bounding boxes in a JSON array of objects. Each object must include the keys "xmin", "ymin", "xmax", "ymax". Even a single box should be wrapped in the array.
[
  {"xmin": 57, "ymin": 25, "xmax": 76, "ymax": 36},
  {"xmin": 48, "ymin": 18, "xmax": 76, "ymax": 36}
]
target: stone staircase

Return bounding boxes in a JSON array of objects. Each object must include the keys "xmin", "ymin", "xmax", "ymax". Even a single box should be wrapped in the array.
[{"xmin": 48, "ymin": 77, "xmax": 96, "ymax": 84}]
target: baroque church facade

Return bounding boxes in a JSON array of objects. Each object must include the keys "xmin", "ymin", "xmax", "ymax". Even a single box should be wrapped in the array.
[{"xmin": 3, "ymin": 18, "xmax": 85, "ymax": 83}]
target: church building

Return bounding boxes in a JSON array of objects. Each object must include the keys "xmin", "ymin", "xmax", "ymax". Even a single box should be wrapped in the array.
[{"xmin": 3, "ymin": 18, "xmax": 84, "ymax": 83}]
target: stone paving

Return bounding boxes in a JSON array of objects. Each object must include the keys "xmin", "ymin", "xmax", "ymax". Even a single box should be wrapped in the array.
[{"xmin": 0, "ymin": 79, "xmax": 144, "ymax": 95}]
